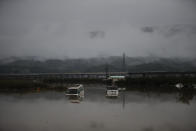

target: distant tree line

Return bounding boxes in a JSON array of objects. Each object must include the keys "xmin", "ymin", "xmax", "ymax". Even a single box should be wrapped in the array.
[{"xmin": 0, "ymin": 56, "xmax": 196, "ymax": 73}]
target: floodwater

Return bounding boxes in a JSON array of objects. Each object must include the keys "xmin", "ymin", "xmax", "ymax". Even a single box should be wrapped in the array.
[{"xmin": 0, "ymin": 84, "xmax": 196, "ymax": 131}]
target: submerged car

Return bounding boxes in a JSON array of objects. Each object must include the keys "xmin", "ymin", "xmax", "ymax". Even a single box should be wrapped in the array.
[
  {"xmin": 106, "ymin": 86, "xmax": 119, "ymax": 97},
  {"xmin": 66, "ymin": 84, "xmax": 84, "ymax": 100}
]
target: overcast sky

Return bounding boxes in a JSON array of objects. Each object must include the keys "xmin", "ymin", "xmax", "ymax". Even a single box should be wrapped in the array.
[{"xmin": 0, "ymin": 0, "xmax": 196, "ymax": 59}]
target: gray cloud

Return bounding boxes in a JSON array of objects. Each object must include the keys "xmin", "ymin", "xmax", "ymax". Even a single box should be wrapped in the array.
[
  {"xmin": 141, "ymin": 24, "xmax": 196, "ymax": 37},
  {"xmin": 0, "ymin": 0, "xmax": 196, "ymax": 59},
  {"xmin": 89, "ymin": 31, "xmax": 105, "ymax": 39},
  {"xmin": 141, "ymin": 27, "xmax": 155, "ymax": 33}
]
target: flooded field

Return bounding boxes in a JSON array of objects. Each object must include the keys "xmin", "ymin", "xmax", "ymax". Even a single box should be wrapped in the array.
[{"xmin": 0, "ymin": 84, "xmax": 196, "ymax": 131}]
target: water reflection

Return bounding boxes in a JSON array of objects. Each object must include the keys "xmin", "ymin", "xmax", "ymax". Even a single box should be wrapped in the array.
[
  {"xmin": 177, "ymin": 91, "xmax": 194, "ymax": 104},
  {"xmin": 0, "ymin": 84, "xmax": 196, "ymax": 131},
  {"xmin": 68, "ymin": 95, "xmax": 83, "ymax": 103}
]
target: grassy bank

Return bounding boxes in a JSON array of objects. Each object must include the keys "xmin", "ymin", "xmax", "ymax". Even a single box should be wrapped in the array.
[
  {"xmin": 42, "ymin": 78, "xmax": 104, "ymax": 84},
  {"xmin": 1, "ymin": 76, "xmax": 196, "ymax": 92},
  {"xmin": 0, "ymin": 78, "xmax": 65, "ymax": 92},
  {"xmin": 115, "ymin": 76, "xmax": 196, "ymax": 92},
  {"xmin": 0, "ymin": 78, "xmax": 103, "ymax": 91},
  {"xmin": 117, "ymin": 76, "xmax": 196, "ymax": 86}
]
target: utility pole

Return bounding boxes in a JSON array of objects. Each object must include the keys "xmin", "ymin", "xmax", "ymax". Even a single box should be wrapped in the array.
[
  {"xmin": 105, "ymin": 63, "xmax": 109, "ymax": 79},
  {"xmin": 122, "ymin": 52, "xmax": 126, "ymax": 72}
]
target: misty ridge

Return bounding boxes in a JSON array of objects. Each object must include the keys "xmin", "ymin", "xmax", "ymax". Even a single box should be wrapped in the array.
[
  {"xmin": 141, "ymin": 24, "xmax": 196, "ymax": 37},
  {"xmin": 1, "ymin": 0, "xmax": 196, "ymax": 59},
  {"xmin": 0, "ymin": 56, "xmax": 196, "ymax": 74}
]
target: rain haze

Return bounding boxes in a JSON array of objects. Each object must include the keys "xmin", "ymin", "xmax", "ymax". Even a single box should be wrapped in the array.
[
  {"xmin": 0, "ymin": 0, "xmax": 196, "ymax": 59},
  {"xmin": 1, "ymin": 1, "xmax": 196, "ymax": 131}
]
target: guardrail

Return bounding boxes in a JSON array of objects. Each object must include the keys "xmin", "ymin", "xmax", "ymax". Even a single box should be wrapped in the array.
[{"xmin": 0, "ymin": 72, "xmax": 196, "ymax": 79}]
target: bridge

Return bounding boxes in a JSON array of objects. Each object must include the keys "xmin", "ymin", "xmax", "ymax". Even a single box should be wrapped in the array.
[
  {"xmin": 128, "ymin": 71, "xmax": 196, "ymax": 78},
  {"xmin": 0, "ymin": 72, "xmax": 196, "ymax": 79},
  {"xmin": 0, "ymin": 72, "xmax": 126, "ymax": 79}
]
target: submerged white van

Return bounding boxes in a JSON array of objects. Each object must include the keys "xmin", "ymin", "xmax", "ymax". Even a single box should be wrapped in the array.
[
  {"xmin": 106, "ymin": 86, "xmax": 119, "ymax": 97},
  {"xmin": 66, "ymin": 84, "xmax": 84, "ymax": 98}
]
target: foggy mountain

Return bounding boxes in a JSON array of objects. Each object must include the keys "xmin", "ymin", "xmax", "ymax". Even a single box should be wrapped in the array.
[
  {"xmin": 0, "ymin": 56, "xmax": 195, "ymax": 74},
  {"xmin": 1, "ymin": 0, "xmax": 196, "ymax": 59}
]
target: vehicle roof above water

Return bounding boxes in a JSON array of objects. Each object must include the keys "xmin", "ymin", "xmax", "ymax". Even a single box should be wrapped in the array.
[
  {"xmin": 109, "ymin": 76, "xmax": 125, "ymax": 79},
  {"xmin": 106, "ymin": 86, "xmax": 118, "ymax": 90},
  {"xmin": 68, "ymin": 84, "xmax": 83, "ymax": 89}
]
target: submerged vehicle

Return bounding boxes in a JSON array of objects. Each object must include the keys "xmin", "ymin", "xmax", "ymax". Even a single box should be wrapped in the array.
[
  {"xmin": 68, "ymin": 95, "xmax": 83, "ymax": 103},
  {"xmin": 193, "ymin": 84, "xmax": 196, "ymax": 89},
  {"xmin": 118, "ymin": 87, "xmax": 126, "ymax": 91},
  {"xmin": 66, "ymin": 84, "xmax": 84, "ymax": 99},
  {"xmin": 106, "ymin": 86, "xmax": 119, "ymax": 97},
  {"xmin": 175, "ymin": 83, "xmax": 184, "ymax": 89}
]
